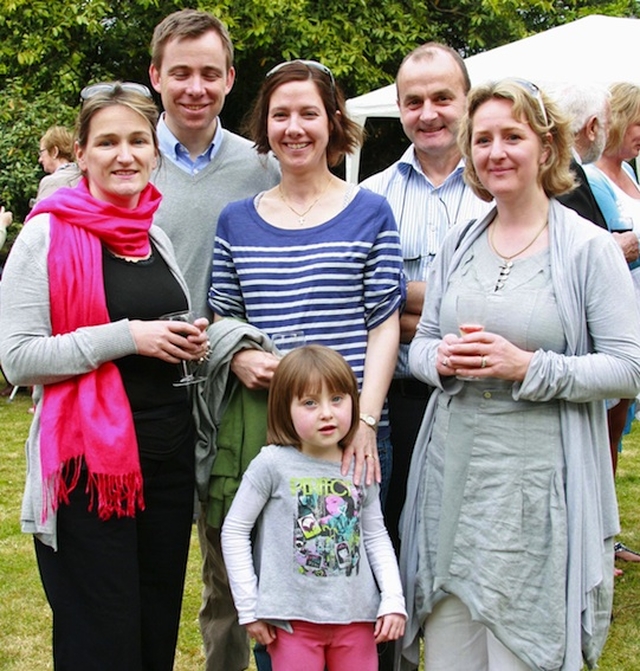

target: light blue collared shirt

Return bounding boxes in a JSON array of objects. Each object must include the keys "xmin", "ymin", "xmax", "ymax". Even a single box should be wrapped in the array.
[
  {"xmin": 362, "ymin": 145, "xmax": 492, "ymax": 376},
  {"xmin": 156, "ymin": 114, "xmax": 223, "ymax": 175}
]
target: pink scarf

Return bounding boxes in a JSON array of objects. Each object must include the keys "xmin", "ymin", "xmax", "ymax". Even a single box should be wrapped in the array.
[{"xmin": 28, "ymin": 178, "xmax": 162, "ymax": 521}]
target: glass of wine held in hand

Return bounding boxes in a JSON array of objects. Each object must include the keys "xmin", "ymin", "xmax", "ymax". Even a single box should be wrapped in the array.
[
  {"xmin": 161, "ymin": 311, "xmax": 207, "ymax": 387},
  {"xmin": 271, "ymin": 330, "xmax": 306, "ymax": 357},
  {"xmin": 455, "ymin": 293, "xmax": 486, "ymax": 381}
]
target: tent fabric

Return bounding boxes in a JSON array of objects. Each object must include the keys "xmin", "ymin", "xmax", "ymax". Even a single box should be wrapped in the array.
[
  {"xmin": 347, "ymin": 83, "xmax": 398, "ymax": 128},
  {"xmin": 345, "ymin": 15, "xmax": 640, "ymax": 182}
]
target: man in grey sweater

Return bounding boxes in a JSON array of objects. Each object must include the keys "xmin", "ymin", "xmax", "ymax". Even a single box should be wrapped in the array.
[
  {"xmin": 148, "ymin": 10, "xmax": 280, "ymax": 671},
  {"xmin": 150, "ymin": 9, "xmax": 280, "ymax": 321}
]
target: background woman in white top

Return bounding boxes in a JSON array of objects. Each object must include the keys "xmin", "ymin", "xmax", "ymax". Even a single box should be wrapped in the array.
[{"xmin": 585, "ymin": 83, "xmax": 640, "ymax": 558}]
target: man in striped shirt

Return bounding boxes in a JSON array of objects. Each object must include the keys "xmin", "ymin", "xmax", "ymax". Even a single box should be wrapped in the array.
[{"xmin": 361, "ymin": 43, "xmax": 491, "ymax": 597}]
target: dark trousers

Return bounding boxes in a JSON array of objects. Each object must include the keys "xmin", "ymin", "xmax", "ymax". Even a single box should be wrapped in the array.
[
  {"xmin": 378, "ymin": 377, "xmax": 431, "ymax": 671},
  {"xmin": 35, "ymin": 438, "xmax": 194, "ymax": 671},
  {"xmin": 384, "ymin": 378, "xmax": 432, "ymax": 553}
]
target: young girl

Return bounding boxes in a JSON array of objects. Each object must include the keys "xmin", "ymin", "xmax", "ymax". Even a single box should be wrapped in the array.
[{"xmin": 221, "ymin": 345, "xmax": 406, "ymax": 670}]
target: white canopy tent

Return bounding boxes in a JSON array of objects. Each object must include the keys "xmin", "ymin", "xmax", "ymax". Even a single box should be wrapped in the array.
[{"xmin": 345, "ymin": 14, "xmax": 640, "ymax": 182}]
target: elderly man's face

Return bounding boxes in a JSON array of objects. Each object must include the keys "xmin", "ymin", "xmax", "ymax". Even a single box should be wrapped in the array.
[{"xmin": 583, "ymin": 101, "xmax": 610, "ymax": 164}]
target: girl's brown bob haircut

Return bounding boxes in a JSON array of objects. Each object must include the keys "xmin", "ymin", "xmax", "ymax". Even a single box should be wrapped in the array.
[
  {"xmin": 245, "ymin": 60, "xmax": 363, "ymax": 168},
  {"xmin": 267, "ymin": 345, "xmax": 359, "ymax": 449},
  {"xmin": 458, "ymin": 79, "xmax": 575, "ymax": 202}
]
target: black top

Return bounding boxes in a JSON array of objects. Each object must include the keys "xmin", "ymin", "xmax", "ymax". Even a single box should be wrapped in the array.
[
  {"xmin": 102, "ymin": 242, "xmax": 192, "ymax": 458},
  {"xmin": 557, "ymin": 159, "xmax": 608, "ymax": 230}
]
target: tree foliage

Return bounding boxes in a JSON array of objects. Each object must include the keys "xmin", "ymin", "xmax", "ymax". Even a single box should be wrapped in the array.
[
  {"xmin": 0, "ymin": 79, "xmax": 77, "ymax": 253},
  {"xmin": 0, "ymin": 0, "xmax": 638, "ymax": 224}
]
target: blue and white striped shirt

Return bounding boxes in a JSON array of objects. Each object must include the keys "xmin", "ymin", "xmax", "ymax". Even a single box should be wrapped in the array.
[
  {"xmin": 362, "ymin": 146, "xmax": 492, "ymax": 376},
  {"xmin": 209, "ymin": 188, "xmax": 405, "ymax": 435}
]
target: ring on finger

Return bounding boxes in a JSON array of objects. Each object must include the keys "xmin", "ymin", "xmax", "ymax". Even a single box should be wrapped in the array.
[
  {"xmin": 442, "ymin": 356, "xmax": 449, "ymax": 367},
  {"xmin": 481, "ymin": 355, "xmax": 487, "ymax": 369},
  {"xmin": 198, "ymin": 342, "xmax": 212, "ymax": 364}
]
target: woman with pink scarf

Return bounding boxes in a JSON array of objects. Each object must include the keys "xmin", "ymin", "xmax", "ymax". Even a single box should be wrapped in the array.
[{"xmin": 0, "ymin": 82, "xmax": 209, "ymax": 670}]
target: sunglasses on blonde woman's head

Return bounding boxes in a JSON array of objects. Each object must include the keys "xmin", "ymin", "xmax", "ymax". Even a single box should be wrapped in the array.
[
  {"xmin": 79, "ymin": 82, "xmax": 153, "ymax": 102},
  {"xmin": 266, "ymin": 60, "xmax": 336, "ymax": 91},
  {"xmin": 506, "ymin": 78, "xmax": 549, "ymax": 127}
]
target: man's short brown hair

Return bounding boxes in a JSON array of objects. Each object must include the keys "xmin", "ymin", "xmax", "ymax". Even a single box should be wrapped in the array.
[{"xmin": 150, "ymin": 9, "xmax": 234, "ymax": 72}]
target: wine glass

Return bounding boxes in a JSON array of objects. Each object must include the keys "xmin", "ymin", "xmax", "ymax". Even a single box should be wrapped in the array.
[
  {"xmin": 455, "ymin": 293, "xmax": 486, "ymax": 381},
  {"xmin": 161, "ymin": 310, "xmax": 206, "ymax": 387},
  {"xmin": 271, "ymin": 331, "xmax": 306, "ymax": 357}
]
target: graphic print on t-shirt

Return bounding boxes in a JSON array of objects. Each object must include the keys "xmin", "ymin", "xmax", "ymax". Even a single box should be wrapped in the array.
[{"xmin": 291, "ymin": 476, "xmax": 363, "ymax": 577}]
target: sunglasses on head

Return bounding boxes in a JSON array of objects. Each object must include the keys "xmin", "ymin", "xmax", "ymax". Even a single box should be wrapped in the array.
[
  {"xmin": 266, "ymin": 60, "xmax": 336, "ymax": 91},
  {"xmin": 507, "ymin": 78, "xmax": 549, "ymax": 127},
  {"xmin": 80, "ymin": 82, "xmax": 153, "ymax": 102}
]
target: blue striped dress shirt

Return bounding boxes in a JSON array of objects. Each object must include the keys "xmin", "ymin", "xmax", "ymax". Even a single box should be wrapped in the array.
[{"xmin": 362, "ymin": 146, "xmax": 492, "ymax": 376}]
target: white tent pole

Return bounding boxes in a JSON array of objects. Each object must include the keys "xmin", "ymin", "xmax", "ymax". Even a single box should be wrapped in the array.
[{"xmin": 346, "ymin": 145, "xmax": 362, "ymax": 184}]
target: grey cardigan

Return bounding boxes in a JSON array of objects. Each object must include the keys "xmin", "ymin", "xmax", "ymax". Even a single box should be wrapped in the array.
[
  {"xmin": 192, "ymin": 318, "xmax": 276, "ymax": 502},
  {"xmin": 399, "ymin": 200, "xmax": 640, "ymax": 670},
  {"xmin": 0, "ymin": 214, "xmax": 190, "ymax": 550}
]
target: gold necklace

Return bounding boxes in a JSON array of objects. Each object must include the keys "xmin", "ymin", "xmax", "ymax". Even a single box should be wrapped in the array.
[
  {"xmin": 278, "ymin": 176, "xmax": 333, "ymax": 226},
  {"xmin": 489, "ymin": 220, "xmax": 548, "ymax": 261}
]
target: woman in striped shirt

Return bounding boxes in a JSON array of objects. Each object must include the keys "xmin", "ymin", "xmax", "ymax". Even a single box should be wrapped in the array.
[{"xmin": 208, "ymin": 60, "xmax": 404, "ymax": 501}]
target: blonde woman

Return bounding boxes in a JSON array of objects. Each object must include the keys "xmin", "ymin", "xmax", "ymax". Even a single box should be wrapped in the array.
[{"xmin": 399, "ymin": 79, "xmax": 640, "ymax": 671}]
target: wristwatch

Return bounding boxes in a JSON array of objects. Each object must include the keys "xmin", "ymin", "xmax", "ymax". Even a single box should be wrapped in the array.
[{"xmin": 359, "ymin": 413, "xmax": 378, "ymax": 432}]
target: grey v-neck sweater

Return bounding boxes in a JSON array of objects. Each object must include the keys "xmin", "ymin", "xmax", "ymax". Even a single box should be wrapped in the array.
[{"xmin": 151, "ymin": 130, "xmax": 280, "ymax": 320}]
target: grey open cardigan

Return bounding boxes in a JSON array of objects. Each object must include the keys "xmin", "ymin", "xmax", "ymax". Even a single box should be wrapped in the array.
[
  {"xmin": 0, "ymin": 215, "xmax": 190, "ymax": 550},
  {"xmin": 398, "ymin": 200, "xmax": 640, "ymax": 670}
]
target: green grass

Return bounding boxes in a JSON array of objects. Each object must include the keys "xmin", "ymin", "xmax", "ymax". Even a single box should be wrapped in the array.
[{"xmin": 1, "ymin": 385, "xmax": 639, "ymax": 669}]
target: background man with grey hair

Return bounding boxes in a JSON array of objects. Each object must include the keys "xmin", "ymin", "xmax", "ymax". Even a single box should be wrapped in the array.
[
  {"xmin": 555, "ymin": 81, "xmax": 638, "ymax": 261},
  {"xmin": 555, "ymin": 82, "xmax": 640, "ymax": 567},
  {"xmin": 555, "ymin": 82, "xmax": 610, "ymax": 228}
]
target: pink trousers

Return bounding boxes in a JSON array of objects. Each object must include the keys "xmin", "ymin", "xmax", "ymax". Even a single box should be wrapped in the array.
[{"xmin": 268, "ymin": 620, "xmax": 378, "ymax": 671}]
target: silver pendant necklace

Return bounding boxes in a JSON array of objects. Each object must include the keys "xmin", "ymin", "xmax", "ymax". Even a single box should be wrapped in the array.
[{"xmin": 488, "ymin": 220, "xmax": 548, "ymax": 291}]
